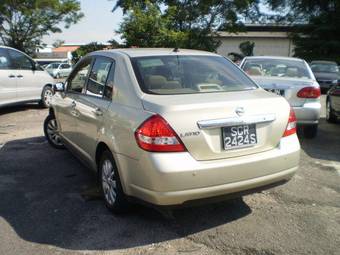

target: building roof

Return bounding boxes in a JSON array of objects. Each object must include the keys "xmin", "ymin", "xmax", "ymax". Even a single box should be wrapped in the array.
[{"xmin": 217, "ymin": 24, "xmax": 293, "ymax": 38}]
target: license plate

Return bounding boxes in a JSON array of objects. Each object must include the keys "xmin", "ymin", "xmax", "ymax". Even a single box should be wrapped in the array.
[
  {"xmin": 222, "ymin": 124, "xmax": 257, "ymax": 150},
  {"xmin": 265, "ymin": 89, "xmax": 285, "ymax": 96}
]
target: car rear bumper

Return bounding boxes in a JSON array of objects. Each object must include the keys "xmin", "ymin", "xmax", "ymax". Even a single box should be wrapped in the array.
[
  {"xmin": 119, "ymin": 135, "xmax": 300, "ymax": 206},
  {"xmin": 293, "ymin": 101, "xmax": 321, "ymax": 125}
]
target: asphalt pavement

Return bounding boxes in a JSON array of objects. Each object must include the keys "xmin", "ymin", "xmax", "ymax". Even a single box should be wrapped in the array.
[{"xmin": 0, "ymin": 96, "xmax": 339, "ymax": 255}]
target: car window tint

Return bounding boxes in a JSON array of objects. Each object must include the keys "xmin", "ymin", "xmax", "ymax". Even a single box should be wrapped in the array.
[
  {"xmin": 86, "ymin": 57, "xmax": 113, "ymax": 97},
  {"xmin": 61, "ymin": 64, "xmax": 70, "ymax": 69},
  {"xmin": 8, "ymin": 49, "xmax": 33, "ymax": 70},
  {"xmin": 0, "ymin": 49, "xmax": 11, "ymax": 69},
  {"xmin": 68, "ymin": 59, "xmax": 92, "ymax": 93},
  {"xmin": 104, "ymin": 61, "xmax": 115, "ymax": 100}
]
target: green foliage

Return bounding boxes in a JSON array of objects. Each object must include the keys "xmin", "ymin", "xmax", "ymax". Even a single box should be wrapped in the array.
[
  {"xmin": 71, "ymin": 42, "xmax": 106, "ymax": 64},
  {"xmin": 239, "ymin": 41, "xmax": 255, "ymax": 56},
  {"xmin": 0, "ymin": 0, "xmax": 83, "ymax": 55},
  {"xmin": 266, "ymin": 0, "xmax": 340, "ymax": 63},
  {"xmin": 115, "ymin": 0, "xmax": 261, "ymax": 52}
]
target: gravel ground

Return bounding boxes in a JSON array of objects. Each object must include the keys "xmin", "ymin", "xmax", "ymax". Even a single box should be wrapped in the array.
[{"xmin": 0, "ymin": 96, "xmax": 339, "ymax": 255}]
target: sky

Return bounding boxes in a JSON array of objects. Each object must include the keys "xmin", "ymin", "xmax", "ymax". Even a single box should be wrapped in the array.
[{"xmin": 43, "ymin": 0, "xmax": 123, "ymax": 45}]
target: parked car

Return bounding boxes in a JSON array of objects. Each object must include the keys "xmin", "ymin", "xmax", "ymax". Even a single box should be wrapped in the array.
[
  {"xmin": 240, "ymin": 56, "xmax": 321, "ymax": 138},
  {"xmin": 326, "ymin": 81, "xmax": 340, "ymax": 123},
  {"xmin": 44, "ymin": 49, "xmax": 300, "ymax": 213},
  {"xmin": 310, "ymin": 61, "xmax": 340, "ymax": 92},
  {"xmin": 0, "ymin": 46, "xmax": 55, "ymax": 108},
  {"xmin": 45, "ymin": 62, "xmax": 72, "ymax": 78}
]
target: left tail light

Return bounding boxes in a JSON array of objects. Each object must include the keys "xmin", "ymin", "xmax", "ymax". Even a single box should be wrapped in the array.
[
  {"xmin": 135, "ymin": 115, "xmax": 186, "ymax": 152},
  {"xmin": 297, "ymin": 87, "xmax": 320, "ymax": 98}
]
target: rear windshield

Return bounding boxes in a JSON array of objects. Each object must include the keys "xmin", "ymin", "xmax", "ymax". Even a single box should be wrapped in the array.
[
  {"xmin": 310, "ymin": 63, "xmax": 339, "ymax": 73},
  {"xmin": 131, "ymin": 55, "xmax": 257, "ymax": 95},
  {"xmin": 242, "ymin": 58, "xmax": 312, "ymax": 79}
]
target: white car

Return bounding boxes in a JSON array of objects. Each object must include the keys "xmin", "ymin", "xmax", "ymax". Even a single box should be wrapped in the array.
[
  {"xmin": 0, "ymin": 46, "xmax": 55, "ymax": 108},
  {"xmin": 240, "ymin": 56, "xmax": 321, "ymax": 138},
  {"xmin": 45, "ymin": 62, "xmax": 72, "ymax": 79}
]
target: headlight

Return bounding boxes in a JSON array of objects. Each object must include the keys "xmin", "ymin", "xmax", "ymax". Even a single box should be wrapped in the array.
[{"xmin": 332, "ymin": 79, "xmax": 339, "ymax": 85}]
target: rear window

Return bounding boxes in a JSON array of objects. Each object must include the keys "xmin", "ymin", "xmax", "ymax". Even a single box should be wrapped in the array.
[
  {"xmin": 131, "ymin": 55, "xmax": 257, "ymax": 95},
  {"xmin": 242, "ymin": 58, "xmax": 312, "ymax": 79}
]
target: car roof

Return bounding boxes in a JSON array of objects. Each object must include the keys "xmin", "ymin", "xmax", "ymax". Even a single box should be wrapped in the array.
[
  {"xmin": 92, "ymin": 48, "xmax": 220, "ymax": 58},
  {"xmin": 243, "ymin": 56, "xmax": 305, "ymax": 62},
  {"xmin": 310, "ymin": 60, "xmax": 337, "ymax": 65}
]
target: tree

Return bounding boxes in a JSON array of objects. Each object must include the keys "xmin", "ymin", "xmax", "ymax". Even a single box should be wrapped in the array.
[
  {"xmin": 71, "ymin": 42, "xmax": 106, "ymax": 64},
  {"xmin": 52, "ymin": 39, "xmax": 65, "ymax": 48},
  {"xmin": 0, "ymin": 0, "xmax": 83, "ymax": 55},
  {"xmin": 266, "ymin": 0, "xmax": 340, "ymax": 62},
  {"xmin": 114, "ymin": 0, "xmax": 262, "ymax": 52},
  {"xmin": 239, "ymin": 41, "xmax": 255, "ymax": 56}
]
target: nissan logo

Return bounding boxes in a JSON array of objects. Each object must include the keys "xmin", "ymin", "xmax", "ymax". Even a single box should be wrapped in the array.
[{"xmin": 235, "ymin": 107, "xmax": 245, "ymax": 116}]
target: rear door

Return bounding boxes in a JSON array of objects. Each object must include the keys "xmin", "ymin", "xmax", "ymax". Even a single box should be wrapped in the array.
[
  {"xmin": 60, "ymin": 63, "xmax": 72, "ymax": 77},
  {"xmin": 0, "ymin": 48, "xmax": 17, "ymax": 106},
  {"xmin": 75, "ymin": 56, "xmax": 114, "ymax": 160}
]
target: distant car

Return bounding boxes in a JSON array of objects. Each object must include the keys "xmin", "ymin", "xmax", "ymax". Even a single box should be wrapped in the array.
[
  {"xmin": 45, "ymin": 62, "xmax": 72, "ymax": 79},
  {"xmin": 240, "ymin": 56, "xmax": 321, "ymax": 138},
  {"xmin": 0, "ymin": 46, "xmax": 55, "ymax": 108},
  {"xmin": 44, "ymin": 49, "xmax": 300, "ymax": 213},
  {"xmin": 310, "ymin": 61, "xmax": 340, "ymax": 92},
  {"xmin": 326, "ymin": 81, "xmax": 340, "ymax": 123}
]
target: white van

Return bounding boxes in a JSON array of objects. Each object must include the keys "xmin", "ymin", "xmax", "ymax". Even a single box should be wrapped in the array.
[{"xmin": 0, "ymin": 46, "xmax": 54, "ymax": 108}]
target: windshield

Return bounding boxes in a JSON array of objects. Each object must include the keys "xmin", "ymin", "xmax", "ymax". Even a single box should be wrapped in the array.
[
  {"xmin": 242, "ymin": 58, "xmax": 312, "ymax": 79},
  {"xmin": 310, "ymin": 63, "xmax": 339, "ymax": 73},
  {"xmin": 131, "ymin": 55, "xmax": 257, "ymax": 95}
]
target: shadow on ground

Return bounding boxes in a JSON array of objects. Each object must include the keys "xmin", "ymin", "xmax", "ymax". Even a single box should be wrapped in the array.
[
  {"xmin": 0, "ymin": 104, "xmax": 44, "ymax": 116},
  {"xmin": 0, "ymin": 136, "xmax": 251, "ymax": 250},
  {"xmin": 299, "ymin": 118, "xmax": 340, "ymax": 162}
]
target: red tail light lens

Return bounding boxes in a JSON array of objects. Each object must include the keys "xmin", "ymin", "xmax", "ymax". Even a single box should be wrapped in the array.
[
  {"xmin": 283, "ymin": 108, "xmax": 297, "ymax": 137},
  {"xmin": 297, "ymin": 87, "xmax": 320, "ymax": 98},
  {"xmin": 135, "ymin": 115, "xmax": 186, "ymax": 152}
]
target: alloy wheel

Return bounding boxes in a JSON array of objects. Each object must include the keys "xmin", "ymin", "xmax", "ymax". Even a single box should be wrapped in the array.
[
  {"xmin": 46, "ymin": 118, "xmax": 63, "ymax": 146},
  {"xmin": 101, "ymin": 159, "xmax": 117, "ymax": 205}
]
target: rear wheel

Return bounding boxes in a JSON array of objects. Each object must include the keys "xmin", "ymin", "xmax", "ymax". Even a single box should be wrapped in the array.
[
  {"xmin": 303, "ymin": 125, "xmax": 318, "ymax": 139},
  {"xmin": 99, "ymin": 150, "xmax": 130, "ymax": 214},
  {"xmin": 44, "ymin": 115, "xmax": 64, "ymax": 149},
  {"xmin": 326, "ymin": 99, "xmax": 337, "ymax": 123}
]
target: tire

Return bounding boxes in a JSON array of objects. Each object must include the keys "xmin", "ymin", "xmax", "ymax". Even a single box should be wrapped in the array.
[
  {"xmin": 303, "ymin": 125, "xmax": 318, "ymax": 139},
  {"xmin": 99, "ymin": 150, "xmax": 130, "ymax": 214},
  {"xmin": 40, "ymin": 86, "xmax": 53, "ymax": 108},
  {"xmin": 326, "ymin": 99, "xmax": 337, "ymax": 123},
  {"xmin": 44, "ymin": 115, "xmax": 65, "ymax": 149}
]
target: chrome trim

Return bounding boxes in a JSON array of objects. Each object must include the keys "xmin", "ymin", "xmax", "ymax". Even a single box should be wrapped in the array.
[{"xmin": 197, "ymin": 114, "xmax": 276, "ymax": 129}]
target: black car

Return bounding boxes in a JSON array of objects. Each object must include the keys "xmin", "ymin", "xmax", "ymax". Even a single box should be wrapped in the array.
[
  {"xmin": 310, "ymin": 61, "xmax": 340, "ymax": 92},
  {"xmin": 326, "ymin": 83, "xmax": 340, "ymax": 123}
]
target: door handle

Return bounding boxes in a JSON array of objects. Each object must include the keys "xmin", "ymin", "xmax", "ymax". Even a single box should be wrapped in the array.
[
  {"xmin": 8, "ymin": 74, "xmax": 15, "ymax": 78},
  {"xmin": 93, "ymin": 107, "xmax": 103, "ymax": 116},
  {"xmin": 17, "ymin": 74, "xmax": 23, "ymax": 78}
]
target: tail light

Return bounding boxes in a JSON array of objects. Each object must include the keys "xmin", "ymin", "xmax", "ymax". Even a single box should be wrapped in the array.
[
  {"xmin": 297, "ymin": 87, "xmax": 320, "ymax": 98},
  {"xmin": 283, "ymin": 108, "xmax": 297, "ymax": 137},
  {"xmin": 135, "ymin": 115, "xmax": 186, "ymax": 152}
]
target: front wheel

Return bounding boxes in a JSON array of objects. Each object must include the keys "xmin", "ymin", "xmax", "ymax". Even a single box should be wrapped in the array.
[
  {"xmin": 40, "ymin": 86, "xmax": 53, "ymax": 108},
  {"xmin": 99, "ymin": 150, "xmax": 130, "ymax": 214},
  {"xmin": 303, "ymin": 125, "xmax": 318, "ymax": 139},
  {"xmin": 44, "ymin": 115, "xmax": 64, "ymax": 149}
]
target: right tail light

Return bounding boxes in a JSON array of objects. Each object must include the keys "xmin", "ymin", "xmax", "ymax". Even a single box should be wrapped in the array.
[{"xmin": 283, "ymin": 108, "xmax": 297, "ymax": 137}]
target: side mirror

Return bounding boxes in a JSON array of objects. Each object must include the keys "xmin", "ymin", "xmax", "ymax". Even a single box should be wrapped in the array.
[{"xmin": 53, "ymin": 82, "xmax": 65, "ymax": 93}]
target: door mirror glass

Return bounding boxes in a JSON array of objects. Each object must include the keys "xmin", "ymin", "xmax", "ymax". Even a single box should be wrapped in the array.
[{"xmin": 53, "ymin": 82, "xmax": 65, "ymax": 92}]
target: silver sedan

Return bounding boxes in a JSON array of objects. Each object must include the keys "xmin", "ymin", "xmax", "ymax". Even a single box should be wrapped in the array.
[{"xmin": 240, "ymin": 56, "xmax": 321, "ymax": 138}]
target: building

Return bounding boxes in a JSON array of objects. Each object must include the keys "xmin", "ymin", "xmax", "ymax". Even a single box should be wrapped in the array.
[{"xmin": 216, "ymin": 24, "xmax": 294, "ymax": 58}]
